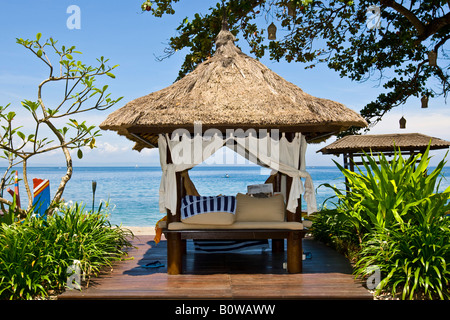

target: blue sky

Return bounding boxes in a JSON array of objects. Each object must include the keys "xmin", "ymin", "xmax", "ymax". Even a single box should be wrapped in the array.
[{"xmin": 1, "ymin": 0, "xmax": 449, "ymax": 167}]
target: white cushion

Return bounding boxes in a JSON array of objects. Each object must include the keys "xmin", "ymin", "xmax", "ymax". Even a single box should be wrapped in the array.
[{"xmin": 181, "ymin": 212, "xmax": 235, "ymax": 225}]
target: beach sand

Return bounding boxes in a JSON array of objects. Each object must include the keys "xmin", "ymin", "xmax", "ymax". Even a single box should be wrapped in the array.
[{"xmin": 122, "ymin": 226, "xmax": 156, "ymax": 235}]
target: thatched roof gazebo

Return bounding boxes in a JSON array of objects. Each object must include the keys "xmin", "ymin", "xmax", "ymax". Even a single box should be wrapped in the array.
[
  {"xmin": 100, "ymin": 29, "xmax": 367, "ymax": 150},
  {"xmin": 318, "ymin": 133, "xmax": 450, "ymax": 171},
  {"xmin": 100, "ymin": 27, "xmax": 368, "ymax": 275}
]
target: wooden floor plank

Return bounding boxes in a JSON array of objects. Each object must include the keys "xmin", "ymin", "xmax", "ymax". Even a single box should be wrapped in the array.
[{"xmin": 59, "ymin": 235, "xmax": 372, "ymax": 300}]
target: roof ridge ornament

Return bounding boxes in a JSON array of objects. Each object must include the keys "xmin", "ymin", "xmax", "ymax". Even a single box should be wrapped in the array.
[
  {"xmin": 215, "ymin": 0, "xmax": 235, "ymax": 48},
  {"xmin": 222, "ymin": 18, "xmax": 229, "ymax": 31},
  {"xmin": 221, "ymin": 0, "xmax": 228, "ymax": 31}
]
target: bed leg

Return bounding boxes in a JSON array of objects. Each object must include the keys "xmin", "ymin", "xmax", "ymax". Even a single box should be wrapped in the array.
[
  {"xmin": 167, "ymin": 233, "xmax": 183, "ymax": 275},
  {"xmin": 272, "ymin": 239, "xmax": 284, "ymax": 253},
  {"xmin": 287, "ymin": 231, "xmax": 302, "ymax": 273},
  {"xmin": 181, "ymin": 239, "xmax": 187, "ymax": 254}
]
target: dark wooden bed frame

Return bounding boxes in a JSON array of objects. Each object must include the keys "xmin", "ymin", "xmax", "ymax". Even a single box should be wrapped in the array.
[{"xmin": 162, "ymin": 168, "xmax": 307, "ymax": 275}]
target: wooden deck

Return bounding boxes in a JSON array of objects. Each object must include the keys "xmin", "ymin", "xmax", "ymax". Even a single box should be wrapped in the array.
[{"xmin": 58, "ymin": 235, "xmax": 373, "ymax": 300}]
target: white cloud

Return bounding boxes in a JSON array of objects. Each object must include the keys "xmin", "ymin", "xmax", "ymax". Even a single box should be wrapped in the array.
[{"xmin": 96, "ymin": 141, "xmax": 123, "ymax": 153}]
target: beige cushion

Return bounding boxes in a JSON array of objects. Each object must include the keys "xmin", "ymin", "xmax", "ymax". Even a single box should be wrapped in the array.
[
  {"xmin": 181, "ymin": 212, "xmax": 235, "ymax": 225},
  {"xmin": 168, "ymin": 221, "xmax": 303, "ymax": 230},
  {"xmin": 235, "ymin": 193, "xmax": 285, "ymax": 222}
]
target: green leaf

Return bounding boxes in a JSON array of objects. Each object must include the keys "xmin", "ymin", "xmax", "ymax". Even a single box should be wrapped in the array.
[
  {"xmin": 36, "ymin": 33, "xmax": 42, "ymax": 41},
  {"xmin": 77, "ymin": 149, "xmax": 83, "ymax": 159},
  {"xmin": 106, "ymin": 72, "xmax": 115, "ymax": 79},
  {"xmin": 21, "ymin": 100, "xmax": 39, "ymax": 112},
  {"xmin": 7, "ymin": 111, "xmax": 15, "ymax": 121},
  {"xmin": 17, "ymin": 131, "xmax": 26, "ymax": 141},
  {"xmin": 47, "ymin": 108, "xmax": 58, "ymax": 116},
  {"xmin": 37, "ymin": 49, "xmax": 43, "ymax": 57}
]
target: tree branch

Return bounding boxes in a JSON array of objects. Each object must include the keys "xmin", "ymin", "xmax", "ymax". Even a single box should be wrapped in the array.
[
  {"xmin": 379, "ymin": 0, "xmax": 425, "ymax": 35},
  {"xmin": 419, "ymin": 12, "xmax": 450, "ymax": 42},
  {"xmin": 22, "ymin": 159, "xmax": 33, "ymax": 211},
  {"xmin": 0, "ymin": 196, "xmax": 26, "ymax": 216},
  {"xmin": 380, "ymin": 0, "xmax": 450, "ymax": 42},
  {"xmin": 42, "ymin": 119, "xmax": 73, "ymax": 209}
]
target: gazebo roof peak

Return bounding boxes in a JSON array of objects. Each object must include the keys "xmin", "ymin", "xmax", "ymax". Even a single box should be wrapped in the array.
[{"xmin": 100, "ymin": 26, "xmax": 367, "ymax": 151}]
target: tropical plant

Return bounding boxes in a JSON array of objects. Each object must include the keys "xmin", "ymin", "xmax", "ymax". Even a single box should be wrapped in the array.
[
  {"xmin": 322, "ymin": 145, "xmax": 450, "ymax": 238},
  {"xmin": 0, "ymin": 33, "xmax": 122, "ymax": 217},
  {"xmin": 321, "ymin": 145, "xmax": 450, "ymax": 299},
  {"xmin": 309, "ymin": 208, "xmax": 360, "ymax": 259},
  {"xmin": 355, "ymin": 219, "xmax": 450, "ymax": 300},
  {"xmin": 0, "ymin": 202, "xmax": 132, "ymax": 300}
]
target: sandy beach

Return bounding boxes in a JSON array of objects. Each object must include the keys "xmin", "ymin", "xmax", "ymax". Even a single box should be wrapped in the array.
[{"xmin": 122, "ymin": 226, "xmax": 156, "ymax": 235}]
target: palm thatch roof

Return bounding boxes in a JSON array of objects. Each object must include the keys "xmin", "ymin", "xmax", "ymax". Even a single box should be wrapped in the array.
[
  {"xmin": 318, "ymin": 133, "xmax": 450, "ymax": 155},
  {"xmin": 100, "ymin": 28, "xmax": 367, "ymax": 150}
]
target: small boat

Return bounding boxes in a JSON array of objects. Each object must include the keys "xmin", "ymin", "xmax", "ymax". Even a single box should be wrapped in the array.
[{"xmin": 224, "ymin": 174, "xmax": 230, "ymax": 178}]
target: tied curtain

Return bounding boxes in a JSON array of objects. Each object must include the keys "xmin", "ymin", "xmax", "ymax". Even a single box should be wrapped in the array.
[{"xmin": 158, "ymin": 132, "xmax": 317, "ymax": 216}]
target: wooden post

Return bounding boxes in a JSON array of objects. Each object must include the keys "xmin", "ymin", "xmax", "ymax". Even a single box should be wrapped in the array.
[
  {"xmin": 285, "ymin": 132, "xmax": 303, "ymax": 273},
  {"xmin": 177, "ymin": 171, "xmax": 187, "ymax": 254},
  {"xmin": 344, "ymin": 153, "xmax": 350, "ymax": 194},
  {"xmin": 285, "ymin": 171, "xmax": 303, "ymax": 273},
  {"xmin": 272, "ymin": 172, "xmax": 284, "ymax": 253},
  {"xmin": 287, "ymin": 231, "xmax": 303, "ymax": 273},
  {"xmin": 167, "ymin": 233, "xmax": 183, "ymax": 275},
  {"xmin": 165, "ymin": 136, "xmax": 183, "ymax": 275},
  {"xmin": 349, "ymin": 152, "xmax": 354, "ymax": 172}
]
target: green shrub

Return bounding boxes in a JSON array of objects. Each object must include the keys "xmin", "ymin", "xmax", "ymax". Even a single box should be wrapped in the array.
[
  {"xmin": 321, "ymin": 145, "xmax": 450, "ymax": 299},
  {"xmin": 355, "ymin": 219, "xmax": 450, "ymax": 300},
  {"xmin": 310, "ymin": 209, "xmax": 360, "ymax": 260},
  {"xmin": 323, "ymin": 146, "xmax": 450, "ymax": 238},
  {"xmin": 0, "ymin": 202, "xmax": 133, "ymax": 300}
]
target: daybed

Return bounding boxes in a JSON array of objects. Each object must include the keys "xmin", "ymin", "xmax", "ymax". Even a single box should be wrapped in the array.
[{"xmin": 161, "ymin": 191, "xmax": 307, "ymax": 274}]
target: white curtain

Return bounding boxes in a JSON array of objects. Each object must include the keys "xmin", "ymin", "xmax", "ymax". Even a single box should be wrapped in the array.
[
  {"xmin": 158, "ymin": 131, "xmax": 317, "ymax": 216},
  {"xmin": 158, "ymin": 132, "xmax": 225, "ymax": 214},
  {"xmin": 229, "ymin": 132, "xmax": 317, "ymax": 214}
]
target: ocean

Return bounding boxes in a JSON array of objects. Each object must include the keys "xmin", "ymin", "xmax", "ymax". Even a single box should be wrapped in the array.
[{"xmin": 8, "ymin": 165, "xmax": 450, "ymax": 228}]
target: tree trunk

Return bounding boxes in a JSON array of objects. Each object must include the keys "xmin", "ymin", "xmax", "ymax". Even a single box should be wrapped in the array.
[{"xmin": 43, "ymin": 120, "xmax": 73, "ymax": 213}]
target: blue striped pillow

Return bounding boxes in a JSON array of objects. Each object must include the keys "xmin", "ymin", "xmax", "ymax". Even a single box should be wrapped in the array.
[{"xmin": 181, "ymin": 195, "xmax": 236, "ymax": 219}]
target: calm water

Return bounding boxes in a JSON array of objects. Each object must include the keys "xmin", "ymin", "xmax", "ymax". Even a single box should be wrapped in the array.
[{"xmin": 8, "ymin": 165, "xmax": 450, "ymax": 227}]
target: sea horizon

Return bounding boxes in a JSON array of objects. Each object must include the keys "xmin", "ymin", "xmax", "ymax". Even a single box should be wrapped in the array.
[{"xmin": 4, "ymin": 165, "xmax": 450, "ymax": 228}]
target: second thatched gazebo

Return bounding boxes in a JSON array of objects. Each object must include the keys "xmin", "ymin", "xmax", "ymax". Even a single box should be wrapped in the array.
[
  {"xmin": 318, "ymin": 133, "xmax": 450, "ymax": 172},
  {"xmin": 100, "ymin": 27, "xmax": 367, "ymax": 274}
]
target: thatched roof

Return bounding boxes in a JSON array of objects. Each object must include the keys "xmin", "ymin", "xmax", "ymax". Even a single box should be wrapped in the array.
[
  {"xmin": 318, "ymin": 133, "xmax": 450, "ymax": 155},
  {"xmin": 100, "ymin": 29, "xmax": 367, "ymax": 150}
]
